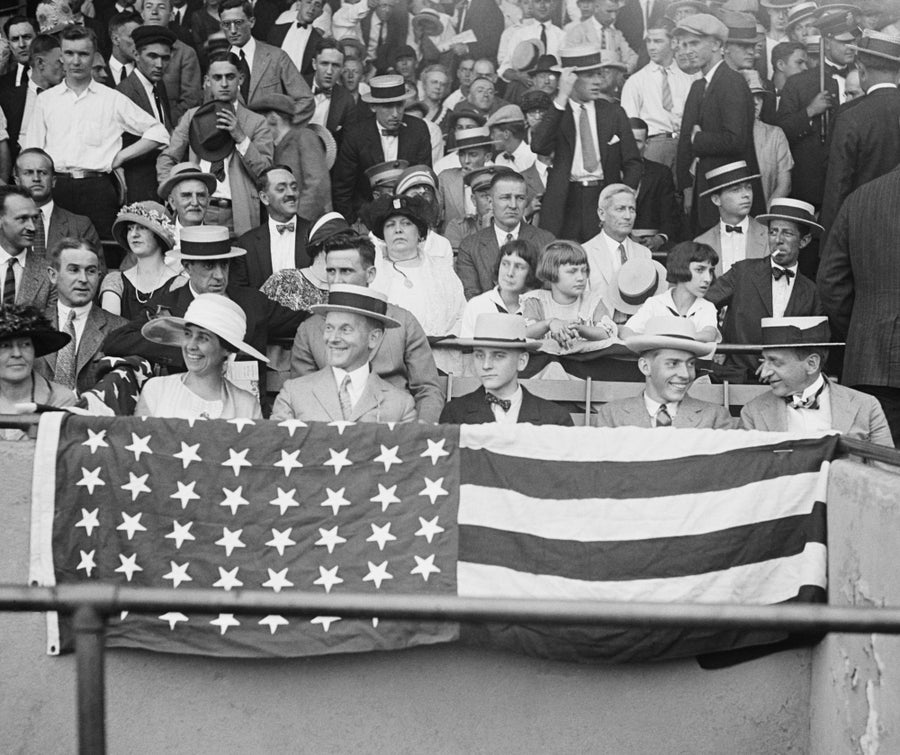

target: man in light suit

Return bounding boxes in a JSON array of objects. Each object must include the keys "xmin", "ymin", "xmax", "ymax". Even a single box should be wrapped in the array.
[
  {"xmin": 741, "ymin": 316, "xmax": 893, "ymax": 446},
  {"xmin": 457, "ymin": 170, "xmax": 555, "ymax": 299},
  {"xmin": 595, "ymin": 316, "xmax": 734, "ymax": 429},
  {"xmin": 563, "ymin": 0, "xmax": 638, "ymax": 72},
  {"xmin": 157, "ymin": 51, "xmax": 274, "ymax": 237},
  {"xmin": 273, "ymin": 284, "xmax": 416, "ymax": 423},
  {"xmin": 437, "ymin": 127, "xmax": 495, "ymax": 228}
]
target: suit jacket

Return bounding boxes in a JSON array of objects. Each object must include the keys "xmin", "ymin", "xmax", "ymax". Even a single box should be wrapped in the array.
[
  {"xmin": 694, "ymin": 216, "xmax": 769, "ymax": 276},
  {"xmin": 581, "ymin": 233, "xmax": 651, "ymax": 306},
  {"xmin": 118, "ymin": 71, "xmax": 171, "ymax": 202},
  {"xmin": 614, "ymin": 0, "xmax": 665, "ymax": 71},
  {"xmin": 267, "ymin": 23, "xmax": 323, "ymax": 78},
  {"xmin": 595, "ymin": 393, "xmax": 735, "ymax": 429},
  {"xmin": 16, "ymin": 249, "xmax": 52, "ymax": 310},
  {"xmin": 162, "ymin": 40, "xmax": 202, "ymax": 126},
  {"xmin": 230, "ymin": 217, "xmax": 313, "ymax": 289},
  {"xmin": 0, "ymin": 83, "xmax": 26, "ymax": 155},
  {"xmin": 331, "ymin": 115, "xmax": 433, "ymax": 221},
  {"xmin": 157, "ymin": 103, "xmax": 274, "ymax": 236},
  {"xmin": 289, "ymin": 304, "xmax": 444, "ymax": 423},
  {"xmin": 636, "ymin": 157, "xmax": 682, "ymax": 245},
  {"xmin": 820, "ymin": 86, "xmax": 900, "ymax": 234},
  {"xmin": 459, "ymin": 0, "xmax": 504, "ymax": 63},
  {"xmin": 360, "ymin": 7, "xmax": 410, "ymax": 75},
  {"xmin": 47, "ymin": 205, "xmax": 101, "ymax": 256},
  {"xmin": 322, "ymin": 84, "xmax": 358, "ymax": 141},
  {"xmin": 271, "ymin": 367, "xmax": 417, "ymax": 423},
  {"xmin": 531, "ymin": 98, "xmax": 642, "ymax": 238},
  {"xmin": 456, "ymin": 223, "xmax": 556, "ymax": 300},
  {"xmin": 437, "ymin": 167, "xmax": 467, "ymax": 227},
  {"xmin": 740, "ymin": 380, "xmax": 893, "ymax": 446},
  {"xmin": 242, "ymin": 39, "xmax": 314, "ymax": 125},
  {"xmin": 439, "ymin": 385, "xmax": 574, "ymax": 425},
  {"xmin": 36, "ymin": 304, "xmax": 127, "ymax": 395},
  {"xmin": 274, "ymin": 126, "xmax": 332, "ymax": 221}
]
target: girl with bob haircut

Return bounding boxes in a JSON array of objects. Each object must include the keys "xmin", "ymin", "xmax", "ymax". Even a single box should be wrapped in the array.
[{"xmin": 521, "ymin": 240, "xmax": 617, "ymax": 350}]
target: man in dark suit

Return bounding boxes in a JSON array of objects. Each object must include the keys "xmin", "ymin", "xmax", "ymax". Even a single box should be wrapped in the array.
[
  {"xmin": 0, "ymin": 186, "xmax": 49, "ymax": 310},
  {"xmin": 629, "ymin": 117, "xmax": 682, "ymax": 250},
  {"xmin": 819, "ymin": 31, "xmax": 900, "ymax": 235},
  {"xmin": 267, "ymin": 0, "xmax": 325, "ymax": 78},
  {"xmin": 454, "ymin": 0, "xmax": 505, "ymax": 64},
  {"xmin": 456, "ymin": 170, "xmax": 556, "ymax": 299},
  {"xmin": 231, "ymin": 166, "xmax": 313, "ymax": 289},
  {"xmin": 309, "ymin": 39, "xmax": 357, "ymax": 142},
  {"xmin": 0, "ymin": 16, "xmax": 36, "ymax": 92},
  {"xmin": 360, "ymin": 0, "xmax": 411, "ymax": 76},
  {"xmin": 168, "ymin": 0, "xmax": 200, "ymax": 42},
  {"xmin": 675, "ymin": 13, "xmax": 760, "ymax": 234},
  {"xmin": 331, "ymin": 75, "xmax": 432, "ymax": 222},
  {"xmin": 531, "ymin": 45, "xmax": 642, "ymax": 242},
  {"xmin": 441, "ymin": 313, "xmax": 573, "ymax": 425},
  {"xmin": 707, "ymin": 198, "xmax": 824, "ymax": 382}
]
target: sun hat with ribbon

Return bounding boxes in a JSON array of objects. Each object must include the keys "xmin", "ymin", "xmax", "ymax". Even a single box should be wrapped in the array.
[
  {"xmin": 112, "ymin": 201, "xmax": 176, "ymax": 252},
  {"xmin": 178, "ymin": 225, "xmax": 246, "ymax": 260}
]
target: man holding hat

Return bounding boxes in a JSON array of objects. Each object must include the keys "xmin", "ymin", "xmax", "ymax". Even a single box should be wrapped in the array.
[
  {"xmin": 487, "ymin": 105, "xmax": 537, "ymax": 173},
  {"xmin": 438, "ymin": 126, "xmax": 495, "ymax": 227},
  {"xmin": 332, "ymin": 74, "xmax": 432, "ymax": 222},
  {"xmin": 564, "ymin": 0, "xmax": 638, "ymax": 73},
  {"xmin": 820, "ymin": 30, "xmax": 900, "ymax": 234},
  {"xmin": 707, "ymin": 197, "xmax": 824, "ymax": 382},
  {"xmin": 440, "ymin": 312, "xmax": 573, "ymax": 425},
  {"xmin": 272, "ymin": 283, "xmax": 416, "ymax": 423},
  {"xmin": 531, "ymin": 44, "xmax": 642, "ymax": 242},
  {"xmin": 595, "ymin": 315, "xmax": 734, "ymax": 429},
  {"xmin": 741, "ymin": 316, "xmax": 892, "ymax": 445},
  {"xmin": 497, "ymin": 0, "xmax": 564, "ymax": 85}
]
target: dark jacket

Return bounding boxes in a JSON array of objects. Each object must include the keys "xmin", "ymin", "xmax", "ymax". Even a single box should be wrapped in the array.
[
  {"xmin": 636, "ymin": 157, "xmax": 683, "ymax": 245},
  {"xmin": 267, "ymin": 22, "xmax": 323, "ymax": 78},
  {"xmin": 440, "ymin": 385, "xmax": 574, "ymax": 425},
  {"xmin": 230, "ymin": 217, "xmax": 314, "ymax": 290},
  {"xmin": 117, "ymin": 71, "xmax": 171, "ymax": 202}
]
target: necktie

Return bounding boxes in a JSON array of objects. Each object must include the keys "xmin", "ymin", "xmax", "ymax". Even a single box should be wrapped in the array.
[
  {"xmin": 378, "ymin": 19, "xmax": 386, "ymax": 47},
  {"xmin": 618, "ymin": 242, "xmax": 627, "ymax": 265},
  {"xmin": 828, "ymin": 64, "xmax": 850, "ymax": 78},
  {"xmin": 338, "ymin": 374, "xmax": 353, "ymax": 419},
  {"xmin": 772, "ymin": 266, "xmax": 795, "ymax": 281},
  {"xmin": 153, "ymin": 83, "xmax": 171, "ymax": 131},
  {"xmin": 502, "ymin": 151, "xmax": 514, "ymax": 162},
  {"xmin": 656, "ymin": 404, "xmax": 672, "ymax": 427},
  {"xmin": 486, "ymin": 392, "xmax": 511, "ymax": 412},
  {"xmin": 3, "ymin": 257, "xmax": 17, "ymax": 304},
  {"xmin": 238, "ymin": 49, "xmax": 250, "ymax": 101},
  {"xmin": 458, "ymin": 0, "xmax": 468, "ymax": 31},
  {"xmin": 579, "ymin": 104, "xmax": 600, "ymax": 173},
  {"xmin": 56, "ymin": 310, "xmax": 78, "ymax": 390},
  {"xmin": 120, "ymin": 65, "xmax": 129, "ymax": 84},
  {"xmin": 540, "ymin": 22, "xmax": 547, "ymax": 50},
  {"xmin": 210, "ymin": 159, "xmax": 226, "ymax": 182},
  {"xmin": 660, "ymin": 67, "xmax": 673, "ymax": 112},
  {"xmin": 276, "ymin": 222, "xmax": 295, "ymax": 234},
  {"xmin": 600, "ymin": 25, "xmax": 607, "ymax": 50},
  {"xmin": 18, "ymin": 64, "xmax": 29, "ymax": 88},
  {"xmin": 785, "ymin": 382, "xmax": 825, "ymax": 410},
  {"xmin": 33, "ymin": 211, "xmax": 46, "ymax": 257},
  {"xmin": 724, "ymin": 224, "xmax": 743, "ymax": 234},
  {"xmin": 36, "ymin": 86, "xmax": 44, "ymax": 95},
  {"xmin": 690, "ymin": 76, "xmax": 707, "ymax": 105}
]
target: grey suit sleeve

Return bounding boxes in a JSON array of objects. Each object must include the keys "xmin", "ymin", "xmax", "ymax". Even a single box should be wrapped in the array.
[
  {"xmin": 594, "ymin": 403, "xmax": 616, "ymax": 427},
  {"xmin": 172, "ymin": 45, "xmax": 202, "ymax": 124},
  {"xmin": 713, "ymin": 405, "xmax": 738, "ymax": 430},
  {"xmin": 289, "ymin": 318, "xmax": 321, "ymax": 377},
  {"xmin": 157, "ymin": 109, "xmax": 191, "ymax": 185},
  {"xmin": 865, "ymin": 399, "xmax": 894, "ymax": 447},
  {"xmin": 270, "ymin": 384, "xmax": 297, "ymax": 421},
  {"xmin": 739, "ymin": 404, "xmax": 757, "ymax": 430},
  {"xmin": 456, "ymin": 235, "xmax": 482, "ymax": 300},
  {"xmin": 401, "ymin": 312, "xmax": 444, "ymax": 423}
]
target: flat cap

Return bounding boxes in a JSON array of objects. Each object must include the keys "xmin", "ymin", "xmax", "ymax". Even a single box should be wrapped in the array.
[{"xmin": 674, "ymin": 13, "xmax": 729, "ymax": 43}]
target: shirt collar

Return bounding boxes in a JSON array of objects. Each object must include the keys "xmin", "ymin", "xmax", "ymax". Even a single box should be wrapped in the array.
[
  {"xmin": 332, "ymin": 362, "xmax": 370, "ymax": 391},
  {"xmin": 720, "ymin": 216, "xmax": 749, "ymax": 232},
  {"xmin": 643, "ymin": 391, "xmax": 678, "ymax": 418},
  {"xmin": 488, "ymin": 384, "xmax": 523, "ymax": 410},
  {"xmin": 494, "ymin": 222, "xmax": 521, "ymax": 238},
  {"xmin": 268, "ymin": 215, "xmax": 297, "ymax": 234},
  {"xmin": 704, "ymin": 59, "xmax": 723, "ymax": 84},
  {"xmin": 134, "ymin": 67, "xmax": 154, "ymax": 92},
  {"xmin": 600, "ymin": 229, "xmax": 627, "ymax": 249},
  {"xmin": 867, "ymin": 82, "xmax": 897, "ymax": 94},
  {"xmin": 770, "ymin": 260, "xmax": 798, "ymax": 272},
  {"xmin": 40, "ymin": 201, "xmax": 54, "ymax": 223},
  {"xmin": 235, "ymin": 36, "xmax": 256, "ymax": 60},
  {"xmin": 0, "ymin": 246, "xmax": 26, "ymax": 263},
  {"xmin": 798, "ymin": 373, "xmax": 826, "ymax": 402},
  {"xmin": 58, "ymin": 300, "xmax": 92, "ymax": 320}
]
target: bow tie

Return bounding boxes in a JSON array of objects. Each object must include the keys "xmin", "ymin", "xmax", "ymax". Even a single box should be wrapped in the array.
[
  {"xmin": 772, "ymin": 266, "xmax": 795, "ymax": 281},
  {"xmin": 315, "ymin": 87, "xmax": 332, "ymax": 97},
  {"xmin": 296, "ymin": 21, "xmax": 309, "ymax": 28},
  {"xmin": 485, "ymin": 393, "xmax": 511, "ymax": 412},
  {"xmin": 827, "ymin": 64, "xmax": 851, "ymax": 78},
  {"xmin": 502, "ymin": 152, "xmax": 514, "ymax": 161},
  {"xmin": 784, "ymin": 382, "xmax": 825, "ymax": 410},
  {"xmin": 381, "ymin": 128, "xmax": 399, "ymax": 137},
  {"xmin": 724, "ymin": 224, "xmax": 743, "ymax": 234},
  {"xmin": 276, "ymin": 222, "xmax": 295, "ymax": 234}
]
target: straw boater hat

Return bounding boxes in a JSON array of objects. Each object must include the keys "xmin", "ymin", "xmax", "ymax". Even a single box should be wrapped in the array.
[
  {"xmin": 364, "ymin": 160, "xmax": 409, "ymax": 190},
  {"xmin": 112, "ymin": 201, "xmax": 176, "ymax": 252},
  {"xmin": 759, "ymin": 316, "xmax": 844, "ymax": 349},
  {"xmin": 786, "ymin": 1, "xmax": 820, "ymax": 31},
  {"xmin": 673, "ymin": 13, "xmax": 730, "ymax": 43},
  {"xmin": 757, "ymin": 197, "xmax": 825, "ymax": 234},
  {"xmin": 361, "ymin": 74, "xmax": 410, "ymax": 104},
  {"xmin": 141, "ymin": 293, "xmax": 270, "ymax": 362},
  {"xmin": 0, "ymin": 303, "xmax": 70, "ymax": 357},
  {"xmin": 664, "ymin": 0, "xmax": 707, "ymax": 21},
  {"xmin": 178, "ymin": 225, "xmax": 246, "ymax": 260},
  {"xmin": 412, "ymin": 8, "xmax": 444, "ymax": 37},
  {"xmin": 847, "ymin": 29, "xmax": 900, "ymax": 63},
  {"xmin": 608, "ymin": 258, "xmax": 668, "ymax": 315},
  {"xmin": 699, "ymin": 160, "xmax": 761, "ymax": 197},
  {"xmin": 310, "ymin": 284, "xmax": 401, "ymax": 328},
  {"xmin": 456, "ymin": 313, "xmax": 541, "ymax": 351},
  {"xmin": 510, "ymin": 39, "xmax": 545, "ymax": 72},
  {"xmin": 449, "ymin": 126, "xmax": 494, "ymax": 152},
  {"xmin": 625, "ymin": 316, "xmax": 717, "ymax": 357},
  {"xmin": 158, "ymin": 162, "xmax": 217, "ymax": 201},
  {"xmin": 552, "ymin": 45, "xmax": 627, "ymax": 72},
  {"xmin": 395, "ymin": 164, "xmax": 439, "ymax": 196},
  {"xmin": 759, "ymin": 0, "xmax": 795, "ymax": 9}
]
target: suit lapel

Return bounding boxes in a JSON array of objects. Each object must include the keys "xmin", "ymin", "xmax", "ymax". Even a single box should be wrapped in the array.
[
  {"xmin": 829, "ymin": 383, "xmax": 858, "ymax": 434},
  {"xmin": 351, "ymin": 375, "xmax": 381, "ymax": 421},
  {"xmin": 76, "ymin": 307, "xmax": 106, "ymax": 376},
  {"xmin": 461, "ymin": 387, "xmax": 496, "ymax": 423},
  {"xmin": 43, "ymin": 305, "xmax": 59, "ymax": 373},
  {"xmin": 619, "ymin": 395, "xmax": 652, "ymax": 427},
  {"xmin": 256, "ymin": 226, "xmax": 274, "ymax": 282},
  {"xmin": 751, "ymin": 259, "xmax": 774, "ymax": 317},
  {"xmin": 17, "ymin": 251, "xmax": 46, "ymax": 305},
  {"xmin": 249, "ymin": 46, "xmax": 272, "ymax": 102},
  {"xmin": 311, "ymin": 369, "xmax": 344, "ymax": 420},
  {"xmin": 594, "ymin": 101, "xmax": 612, "ymax": 169},
  {"xmin": 674, "ymin": 397, "xmax": 703, "ymax": 428}
]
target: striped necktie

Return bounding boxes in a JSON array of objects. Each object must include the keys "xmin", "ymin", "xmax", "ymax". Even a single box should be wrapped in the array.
[
  {"xmin": 3, "ymin": 257, "xmax": 17, "ymax": 304},
  {"xmin": 55, "ymin": 310, "xmax": 78, "ymax": 389},
  {"xmin": 339, "ymin": 374, "xmax": 353, "ymax": 419}
]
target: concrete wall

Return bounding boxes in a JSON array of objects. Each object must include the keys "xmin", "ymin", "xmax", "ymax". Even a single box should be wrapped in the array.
[{"xmin": 1, "ymin": 440, "xmax": 811, "ymax": 755}]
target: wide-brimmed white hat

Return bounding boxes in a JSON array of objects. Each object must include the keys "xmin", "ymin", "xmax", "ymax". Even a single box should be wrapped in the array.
[
  {"xmin": 141, "ymin": 293, "xmax": 269, "ymax": 362},
  {"xmin": 456, "ymin": 313, "xmax": 541, "ymax": 351},
  {"xmin": 310, "ymin": 284, "xmax": 401, "ymax": 328},
  {"xmin": 625, "ymin": 316, "xmax": 716, "ymax": 357},
  {"xmin": 608, "ymin": 258, "xmax": 668, "ymax": 315}
]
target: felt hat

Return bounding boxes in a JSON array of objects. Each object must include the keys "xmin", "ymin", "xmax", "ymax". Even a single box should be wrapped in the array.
[
  {"xmin": 308, "ymin": 212, "xmax": 352, "ymax": 249},
  {"xmin": 0, "ymin": 303, "xmax": 70, "ymax": 357},
  {"xmin": 158, "ymin": 162, "xmax": 217, "ymax": 201},
  {"xmin": 412, "ymin": 8, "xmax": 444, "ymax": 36},
  {"xmin": 520, "ymin": 89, "xmax": 554, "ymax": 112},
  {"xmin": 361, "ymin": 74, "xmax": 410, "ymax": 103},
  {"xmin": 310, "ymin": 284, "xmax": 401, "ymax": 328},
  {"xmin": 141, "ymin": 293, "xmax": 269, "ymax": 362},
  {"xmin": 131, "ymin": 24, "xmax": 177, "ymax": 49},
  {"xmin": 699, "ymin": 160, "xmax": 761, "ymax": 197},
  {"xmin": 364, "ymin": 159, "xmax": 409, "ymax": 190},
  {"xmin": 625, "ymin": 316, "xmax": 717, "ymax": 357},
  {"xmin": 815, "ymin": 7, "xmax": 861, "ymax": 41},
  {"xmin": 456, "ymin": 312, "xmax": 542, "ymax": 351},
  {"xmin": 178, "ymin": 225, "xmax": 246, "ymax": 260},
  {"xmin": 248, "ymin": 93, "xmax": 295, "ymax": 119},
  {"xmin": 308, "ymin": 122, "xmax": 338, "ymax": 169},
  {"xmin": 759, "ymin": 316, "xmax": 844, "ymax": 348},
  {"xmin": 511, "ymin": 39, "xmax": 545, "ymax": 71},
  {"xmin": 721, "ymin": 10, "xmax": 758, "ymax": 42},
  {"xmin": 608, "ymin": 258, "xmax": 668, "ymax": 315},
  {"xmin": 757, "ymin": 197, "xmax": 825, "ymax": 233},
  {"xmin": 847, "ymin": 29, "xmax": 900, "ymax": 63},
  {"xmin": 449, "ymin": 126, "xmax": 494, "ymax": 152},
  {"xmin": 396, "ymin": 164, "xmax": 439, "ymax": 196},
  {"xmin": 529, "ymin": 53, "xmax": 560, "ymax": 75},
  {"xmin": 112, "ymin": 201, "xmax": 176, "ymax": 253},
  {"xmin": 552, "ymin": 45, "xmax": 607, "ymax": 73},
  {"xmin": 674, "ymin": 13, "xmax": 730, "ymax": 43},
  {"xmin": 665, "ymin": 0, "xmax": 707, "ymax": 20},
  {"xmin": 189, "ymin": 101, "xmax": 236, "ymax": 162},
  {"xmin": 391, "ymin": 44, "xmax": 417, "ymax": 64},
  {"xmin": 485, "ymin": 104, "xmax": 526, "ymax": 129},
  {"xmin": 446, "ymin": 105, "xmax": 487, "ymax": 129},
  {"xmin": 786, "ymin": 1, "xmax": 820, "ymax": 30},
  {"xmin": 369, "ymin": 195, "xmax": 430, "ymax": 240}
]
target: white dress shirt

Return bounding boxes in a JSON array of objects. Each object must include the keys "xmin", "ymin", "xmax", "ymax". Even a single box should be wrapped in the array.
[
  {"xmin": 771, "ymin": 261, "xmax": 798, "ymax": 319},
  {"xmin": 0, "ymin": 248, "xmax": 26, "ymax": 303},
  {"xmin": 310, "ymin": 84, "xmax": 333, "ymax": 128},
  {"xmin": 498, "ymin": 19, "xmax": 564, "ymax": 80},
  {"xmin": 232, "ymin": 36, "xmax": 257, "ymax": 76},
  {"xmin": 489, "ymin": 385, "xmax": 523, "ymax": 424},
  {"xmin": 57, "ymin": 301, "xmax": 92, "ymax": 349},
  {"xmin": 332, "ymin": 362, "xmax": 370, "ymax": 408},
  {"xmin": 564, "ymin": 100, "xmax": 603, "ymax": 181},
  {"xmin": 379, "ymin": 129, "xmax": 399, "ymax": 162},
  {"xmin": 331, "ymin": 0, "xmax": 372, "ymax": 40},
  {"xmin": 108, "ymin": 57, "xmax": 133, "ymax": 85},
  {"xmin": 493, "ymin": 222, "xmax": 521, "ymax": 249},
  {"xmin": 643, "ymin": 392, "xmax": 679, "ymax": 427},
  {"xmin": 619, "ymin": 60, "xmax": 696, "ymax": 137},
  {"xmin": 718, "ymin": 216, "xmax": 749, "ymax": 274},
  {"xmin": 495, "ymin": 139, "xmax": 536, "ymax": 172},
  {"xmin": 785, "ymin": 375, "xmax": 832, "ymax": 434},
  {"xmin": 268, "ymin": 216, "xmax": 297, "ymax": 273},
  {"xmin": 280, "ymin": 17, "xmax": 314, "ymax": 71}
]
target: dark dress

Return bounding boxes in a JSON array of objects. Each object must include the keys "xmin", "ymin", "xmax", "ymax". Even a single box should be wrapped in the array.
[{"xmin": 100, "ymin": 270, "xmax": 184, "ymax": 322}]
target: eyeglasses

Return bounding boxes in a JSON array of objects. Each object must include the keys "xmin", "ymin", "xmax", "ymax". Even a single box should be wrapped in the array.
[{"xmin": 220, "ymin": 19, "xmax": 249, "ymax": 28}]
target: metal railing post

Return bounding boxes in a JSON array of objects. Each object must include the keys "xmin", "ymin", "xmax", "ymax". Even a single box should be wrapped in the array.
[{"xmin": 74, "ymin": 605, "xmax": 106, "ymax": 755}]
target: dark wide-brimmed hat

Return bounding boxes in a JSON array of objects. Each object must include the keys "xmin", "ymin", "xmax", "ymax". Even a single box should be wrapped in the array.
[
  {"xmin": 529, "ymin": 53, "xmax": 559, "ymax": 76},
  {"xmin": 760, "ymin": 316, "xmax": 844, "ymax": 349},
  {"xmin": 625, "ymin": 316, "xmax": 717, "ymax": 357},
  {"xmin": 310, "ymin": 284, "xmax": 401, "ymax": 328},
  {"xmin": 189, "ymin": 101, "xmax": 237, "ymax": 162},
  {"xmin": 308, "ymin": 212, "xmax": 352, "ymax": 249},
  {"xmin": 0, "ymin": 303, "xmax": 71, "ymax": 357},
  {"xmin": 112, "ymin": 201, "xmax": 175, "ymax": 253},
  {"xmin": 370, "ymin": 195, "xmax": 430, "ymax": 240},
  {"xmin": 158, "ymin": 162, "xmax": 217, "ymax": 201},
  {"xmin": 699, "ymin": 160, "xmax": 761, "ymax": 197},
  {"xmin": 757, "ymin": 198, "xmax": 825, "ymax": 234},
  {"xmin": 178, "ymin": 225, "xmax": 246, "ymax": 260},
  {"xmin": 456, "ymin": 313, "xmax": 541, "ymax": 351}
]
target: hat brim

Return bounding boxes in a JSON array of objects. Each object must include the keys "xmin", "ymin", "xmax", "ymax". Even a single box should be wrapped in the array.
[
  {"xmin": 6, "ymin": 328, "xmax": 72, "ymax": 357},
  {"xmin": 178, "ymin": 246, "xmax": 247, "ymax": 260},
  {"xmin": 361, "ymin": 92, "xmax": 412, "ymax": 104},
  {"xmin": 450, "ymin": 139, "xmax": 495, "ymax": 152},
  {"xmin": 607, "ymin": 260, "xmax": 668, "ymax": 315},
  {"xmin": 309, "ymin": 303, "xmax": 401, "ymax": 328},
  {"xmin": 308, "ymin": 123, "xmax": 338, "ymax": 170},
  {"xmin": 454, "ymin": 337, "xmax": 542, "ymax": 351},
  {"xmin": 112, "ymin": 213, "xmax": 175, "ymax": 252},
  {"xmin": 756, "ymin": 212, "xmax": 825, "ymax": 233},
  {"xmin": 846, "ymin": 43, "xmax": 900, "ymax": 62},
  {"xmin": 158, "ymin": 170, "xmax": 218, "ymax": 200},
  {"xmin": 624, "ymin": 334, "xmax": 716, "ymax": 357},
  {"xmin": 141, "ymin": 316, "xmax": 269, "ymax": 362},
  {"xmin": 760, "ymin": 341, "xmax": 845, "ymax": 349},
  {"xmin": 699, "ymin": 172, "xmax": 762, "ymax": 197}
]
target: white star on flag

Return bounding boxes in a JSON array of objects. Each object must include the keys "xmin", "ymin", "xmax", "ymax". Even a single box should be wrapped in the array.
[
  {"xmin": 320, "ymin": 487, "xmax": 351, "ymax": 515},
  {"xmin": 170, "ymin": 481, "xmax": 200, "ymax": 509},
  {"xmin": 76, "ymin": 549, "xmax": 96, "ymax": 577},
  {"xmin": 75, "ymin": 507, "xmax": 100, "ymax": 536},
  {"xmin": 115, "ymin": 553, "xmax": 143, "ymax": 581},
  {"xmin": 370, "ymin": 484, "xmax": 400, "ymax": 513},
  {"xmin": 415, "ymin": 515, "xmax": 445, "ymax": 544},
  {"xmin": 227, "ymin": 418, "xmax": 256, "ymax": 432},
  {"xmin": 366, "ymin": 522, "xmax": 397, "ymax": 551},
  {"xmin": 262, "ymin": 567, "xmax": 294, "ymax": 593},
  {"xmin": 82, "ymin": 429, "xmax": 108, "ymax": 453},
  {"xmin": 277, "ymin": 418, "xmax": 308, "ymax": 437},
  {"xmin": 259, "ymin": 615, "xmax": 289, "ymax": 634},
  {"xmin": 76, "ymin": 467, "xmax": 105, "ymax": 495},
  {"xmin": 313, "ymin": 564, "xmax": 343, "ymax": 593},
  {"xmin": 165, "ymin": 520, "xmax": 195, "ymax": 549},
  {"xmin": 213, "ymin": 566, "xmax": 243, "ymax": 590},
  {"xmin": 124, "ymin": 432, "xmax": 153, "ymax": 461},
  {"xmin": 420, "ymin": 438, "xmax": 450, "ymax": 465},
  {"xmin": 411, "ymin": 554, "xmax": 441, "ymax": 582},
  {"xmin": 328, "ymin": 420, "xmax": 355, "ymax": 435},
  {"xmin": 220, "ymin": 486, "xmax": 249, "ymax": 516},
  {"xmin": 274, "ymin": 449, "xmax": 303, "ymax": 476},
  {"xmin": 373, "ymin": 444, "xmax": 402, "ymax": 472},
  {"xmin": 119, "ymin": 611, "xmax": 129, "ymax": 621},
  {"xmin": 314, "ymin": 526, "xmax": 347, "ymax": 554},
  {"xmin": 269, "ymin": 487, "xmax": 300, "ymax": 515},
  {"xmin": 222, "ymin": 448, "xmax": 252, "ymax": 476},
  {"xmin": 324, "ymin": 448, "xmax": 352, "ymax": 475},
  {"xmin": 419, "ymin": 477, "xmax": 448, "ymax": 505},
  {"xmin": 311, "ymin": 616, "xmax": 341, "ymax": 632},
  {"xmin": 210, "ymin": 614, "xmax": 240, "ymax": 635},
  {"xmin": 159, "ymin": 612, "xmax": 189, "ymax": 630},
  {"xmin": 363, "ymin": 560, "xmax": 393, "ymax": 589},
  {"xmin": 173, "ymin": 442, "xmax": 202, "ymax": 469},
  {"xmin": 121, "ymin": 472, "xmax": 151, "ymax": 502},
  {"xmin": 266, "ymin": 527, "xmax": 297, "ymax": 556},
  {"xmin": 163, "ymin": 560, "xmax": 192, "ymax": 588},
  {"xmin": 116, "ymin": 511, "xmax": 147, "ymax": 540},
  {"xmin": 216, "ymin": 527, "xmax": 246, "ymax": 557}
]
